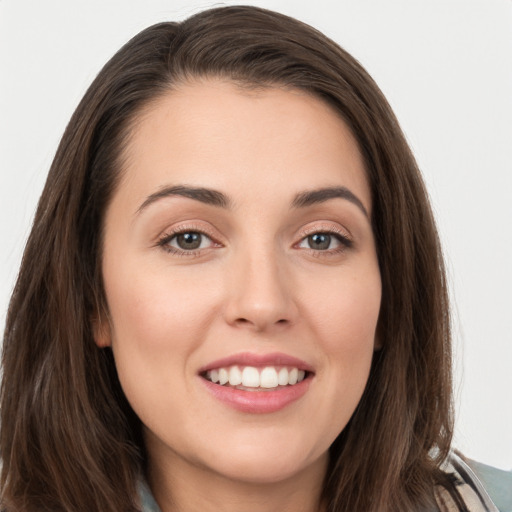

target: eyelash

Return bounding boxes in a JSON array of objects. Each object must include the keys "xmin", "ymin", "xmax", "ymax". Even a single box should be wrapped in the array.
[
  {"xmin": 157, "ymin": 225, "xmax": 220, "ymax": 257},
  {"xmin": 156, "ymin": 225, "xmax": 353, "ymax": 257},
  {"xmin": 295, "ymin": 226, "xmax": 353, "ymax": 256}
]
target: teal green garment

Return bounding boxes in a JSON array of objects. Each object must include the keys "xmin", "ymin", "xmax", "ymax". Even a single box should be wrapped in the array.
[
  {"xmin": 468, "ymin": 459, "xmax": 512, "ymax": 512},
  {"xmin": 138, "ymin": 481, "xmax": 162, "ymax": 512},
  {"xmin": 137, "ymin": 458, "xmax": 512, "ymax": 512}
]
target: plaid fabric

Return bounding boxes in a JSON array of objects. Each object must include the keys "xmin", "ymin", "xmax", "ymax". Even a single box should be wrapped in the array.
[{"xmin": 436, "ymin": 452, "xmax": 499, "ymax": 511}]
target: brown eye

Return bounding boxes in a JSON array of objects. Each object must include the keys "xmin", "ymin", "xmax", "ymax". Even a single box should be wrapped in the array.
[
  {"xmin": 307, "ymin": 233, "xmax": 332, "ymax": 250},
  {"xmin": 297, "ymin": 231, "xmax": 350, "ymax": 252},
  {"xmin": 165, "ymin": 231, "xmax": 212, "ymax": 251},
  {"xmin": 176, "ymin": 232, "xmax": 202, "ymax": 250}
]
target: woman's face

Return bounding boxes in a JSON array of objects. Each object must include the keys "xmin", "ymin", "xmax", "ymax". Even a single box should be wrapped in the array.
[{"xmin": 96, "ymin": 80, "xmax": 381, "ymax": 485}]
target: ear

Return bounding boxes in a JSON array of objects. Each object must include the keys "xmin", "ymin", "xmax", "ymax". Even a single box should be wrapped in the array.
[{"xmin": 92, "ymin": 314, "xmax": 112, "ymax": 348}]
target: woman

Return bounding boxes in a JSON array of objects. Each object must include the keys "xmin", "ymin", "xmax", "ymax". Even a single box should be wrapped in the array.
[{"xmin": 0, "ymin": 6, "xmax": 499, "ymax": 512}]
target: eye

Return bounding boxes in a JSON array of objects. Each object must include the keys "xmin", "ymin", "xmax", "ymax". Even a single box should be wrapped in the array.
[
  {"xmin": 159, "ymin": 230, "xmax": 216, "ymax": 254},
  {"xmin": 172, "ymin": 232, "xmax": 207, "ymax": 250},
  {"xmin": 297, "ymin": 231, "xmax": 351, "ymax": 252},
  {"xmin": 302, "ymin": 233, "xmax": 334, "ymax": 250}
]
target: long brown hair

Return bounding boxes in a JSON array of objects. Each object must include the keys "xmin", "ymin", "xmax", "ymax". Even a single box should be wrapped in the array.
[{"xmin": 1, "ymin": 6, "xmax": 453, "ymax": 511}]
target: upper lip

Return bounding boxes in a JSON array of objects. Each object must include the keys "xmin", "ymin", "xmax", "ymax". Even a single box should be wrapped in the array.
[{"xmin": 198, "ymin": 352, "xmax": 315, "ymax": 373}]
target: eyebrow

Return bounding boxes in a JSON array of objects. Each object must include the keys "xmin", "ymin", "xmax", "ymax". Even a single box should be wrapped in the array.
[
  {"xmin": 136, "ymin": 185, "xmax": 231, "ymax": 214},
  {"xmin": 136, "ymin": 184, "xmax": 368, "ymax": 218},
  {"xmin": 292, "ymin": 186, "xmax": 369, "ymax": 218}
]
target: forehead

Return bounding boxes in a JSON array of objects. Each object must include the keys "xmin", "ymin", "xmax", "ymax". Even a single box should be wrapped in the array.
[{"xmin": 116, "ymin": 79, "xmax": 371, "ymax": 214}]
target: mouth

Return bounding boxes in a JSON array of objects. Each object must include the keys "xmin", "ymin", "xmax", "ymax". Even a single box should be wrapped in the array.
[
  {"xmin": 198, "ymin": 353, "xmax": 314, "ymax": 413},
  {"xmin": 201, "ymin": 365, "xmax": 310, "ymax": 391}
]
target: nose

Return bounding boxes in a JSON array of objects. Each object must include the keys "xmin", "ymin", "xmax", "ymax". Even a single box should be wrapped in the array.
[{"xmin": 223, "ymin": 247, "xmax": 298, "ymax": 332}]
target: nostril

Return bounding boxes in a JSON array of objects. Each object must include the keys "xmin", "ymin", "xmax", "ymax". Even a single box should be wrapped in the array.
[{"xmin": 232, "ymin": 317, "xmax": 289, "ymax": 330}]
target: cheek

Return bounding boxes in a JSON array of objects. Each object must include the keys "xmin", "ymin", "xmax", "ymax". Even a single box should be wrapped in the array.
[
  {"xmin": 104, "ymin": 263, "xmax": 220, "ymax": 352},
  {"xmin": 306, "ymin": 266, "xmax": 381, "ymax": 354},
  {"xmin": 102, "ymin": 266, "xmax": 220, "ymax": 424},
  {"xmin": 302, "ymin": 266, "xmax": 381, "ymax": 428}
]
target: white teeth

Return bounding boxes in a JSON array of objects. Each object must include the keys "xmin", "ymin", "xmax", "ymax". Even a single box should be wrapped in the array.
[
  {"xmin": 218, "ymin": 368, "xmax": 229, "ymax": 385},
  {"xmin": 242, "ymin": 366, "xmax": 260, "ymax": 387},
  {"xmin": 206, "ymin": 365, "xmax": 309, "ymax": 388},
  {"xmin": 260, "ymin": 367, "xmax": 278, "ymax": 388},
  {"xmin": 228, "ymin": 366, "xmax": 242, "ymax": 386},
  {"xmin": 278, "ymin": 367, "xmax": 289, "ymax": 386}
]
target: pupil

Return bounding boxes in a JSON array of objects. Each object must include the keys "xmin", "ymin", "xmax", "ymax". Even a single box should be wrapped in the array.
[
  {"xmin": 309, "ymin": 233, "xmax": 330, "ymax": 250},
  {"xmin": 177, "ymin": 232, "xmax": 201, "ymax": 250}
]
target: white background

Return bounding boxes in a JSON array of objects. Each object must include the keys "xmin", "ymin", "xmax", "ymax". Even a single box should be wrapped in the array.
[{"xmin": 1, "ymin": 0, "xmax": 511, "ymax": 469}]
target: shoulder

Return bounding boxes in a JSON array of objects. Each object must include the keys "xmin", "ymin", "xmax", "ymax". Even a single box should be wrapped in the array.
[
  {"xmin": 436, "ymin": 452, "xmax": 501, "ymax": 512},
  {"xmin": 465, "ymin": 457, "xmax": 512, "ymax": 512},
  {"xmin": 134, "ymin": 455, "xmax": 510, "ymax": 512}
]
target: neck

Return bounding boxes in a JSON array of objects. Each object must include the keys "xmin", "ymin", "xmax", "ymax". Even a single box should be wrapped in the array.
[{"xmin": 146, "ymin": 446, "xmax": 328, "ymax": 512}]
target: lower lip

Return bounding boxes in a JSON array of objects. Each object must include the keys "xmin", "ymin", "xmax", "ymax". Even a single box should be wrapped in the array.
[{"xmin": 200, "ymin": 376, "xmax": 312, "ymax": 414}]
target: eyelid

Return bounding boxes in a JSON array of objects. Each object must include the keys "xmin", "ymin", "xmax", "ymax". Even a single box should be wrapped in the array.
[
  {"xmin": 292, "ymin": 222, "xmax": 354, "ymax": 257},
  {"xmin": 156, "ymin": 222, "xmax": 223, "ymax": 255},
  {"xmin": 154, "ymin": 220, "xmax": 353, "ymax": 257},
  {"xmin": 295, "ymin": 222, "xmax": 353, "ymax": 244}
]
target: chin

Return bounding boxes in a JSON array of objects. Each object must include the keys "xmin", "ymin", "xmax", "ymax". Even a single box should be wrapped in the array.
[{"xmin": 201, "ymin": 441, "xmax": 325, "ymax": 485}]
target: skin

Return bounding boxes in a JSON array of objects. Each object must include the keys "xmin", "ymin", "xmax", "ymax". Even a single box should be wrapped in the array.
[{"xmin": 95, "ymin": 80, "xmax": 382, "ymax": 512}]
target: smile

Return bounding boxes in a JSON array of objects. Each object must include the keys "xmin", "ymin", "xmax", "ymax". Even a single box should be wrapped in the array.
[
  {"xmin": 199, "ymin": 353, "xmax": 314, "ymax": 413},
  {"xmin": 204, "ymin": 365, "xmax": 307, "ymax": 390}
]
